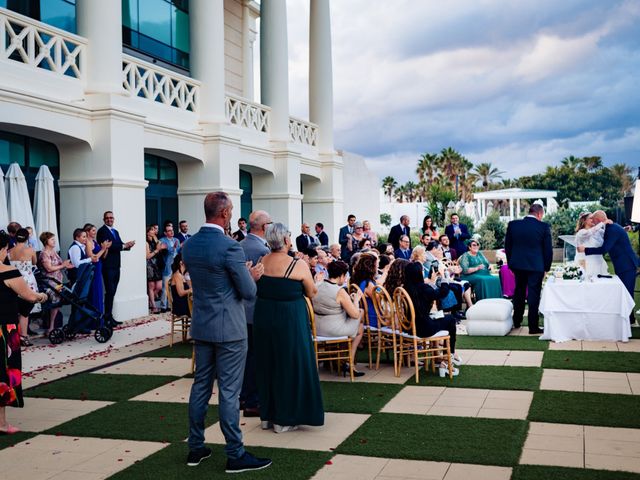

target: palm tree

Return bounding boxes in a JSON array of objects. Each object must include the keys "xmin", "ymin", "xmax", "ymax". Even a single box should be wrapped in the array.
[
  {"xmin": 404, "ymin": 181, "xmax": 418, "ymax": 202},
  {"xmin": 610, "ymin": 163, "xmax": 634, "ymax": 196},
  {"xmin": 459, "ymin": 172, "xmax": 478, "ymax": 202},
  {"xmin": 437, "ymin": 147, "xmax": 461, "ymax": 184},
  {"xmin": 416, "ymin": 153, "xmax": 438, "ymax": 186},
  {"xmin": 560, "ymin": 155, "xmax": 582, "ymax": 172},
  {"xmin": 582, "ymin": 156, "xmax": 603, "ymax": 171},
  {"xmin": 473, "ymin": 162, "xmax": 505, "ymax": 190},
  {"xmin": 394, "ymin": 185, "xmax": 407, "ymax": 203},
  {"xmin": 382, "ymin": 176, "xmax": 397, "ymax": 202}
]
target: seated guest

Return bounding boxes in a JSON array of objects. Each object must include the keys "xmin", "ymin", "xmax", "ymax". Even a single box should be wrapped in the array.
[
  {"xmin": 403, "ymin": 262, "xmax": 461, "ymax": 375},
  {"xmin": 169, "ymin": 254, "xmax": 191, "ymax": 317},
  {"xmin": 420, "ymin": 233, "xmax": 432, "ymax": 247},
  {"xmin": 312, "ymin": 260, "xmax": 365, "ymax": 377},
  {"xmin": 459, "ymin": 240, "xmax": 502, "ymax": 300},
  {"xmin": 439, "ymin": 234, "xmax": 457, "ymax": 260},
  {"xmin": 414, "ymin": 245, "xmax": 460, "ymax": 314},
  {"xmin": 383, "ymin": 258, "xmax": 409, "ymax": 296},
  {"xmin": 314, "ymin": 223, "xmax": 329, "ymax": 247},
  {"xmin": 358, "ymin": 238, "xmax": 373, "ymax": 251},
  {"xmin": 421, "ymin": 215, "xmax": 439, "ymax": 242},
  {"xmin": 315, "ymin": 248, "xmax": 330, "ymax": 279},
  {"xmin": 329, "ymin": 243, "xmax": 341, "ymax": 261},
  {"xmin": 394, "ymin": 235, "xmax": 412, "ymax": 260},
  {"xmin": 305, "ymin": 248, "xmax": 320, "ymax": 279},
  {"xmin": 410, "ymin": 245, "xmax": 433, "ymax": 278},
  {"xmin": 377, "ymin": 254, "xmax": 391, "ymax": 277},
  {"xmin": 362, "ymin": 220, "xmax": 378, "ymax": 245},
  {"xmin": 350, "ymin": 253, "xmax": 389, "ymax": 327},
  {"xmin": 232, "ymin": 217, "xmax": 248, "ymax": 241},
  {"xmin": 426, "ymin": 241, "xmax": 473, "ymax": 316}
]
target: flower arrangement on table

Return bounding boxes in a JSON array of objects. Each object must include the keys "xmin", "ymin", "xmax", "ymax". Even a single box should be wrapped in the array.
[{"xmin": 550, "ymin": 263, "xmax": 584, "ymax": 281}]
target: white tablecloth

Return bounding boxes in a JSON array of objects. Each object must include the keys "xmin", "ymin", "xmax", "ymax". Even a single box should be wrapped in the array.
[{"xmin": 539, "ymin": 276, "xmax": 634, "ymax": 342}]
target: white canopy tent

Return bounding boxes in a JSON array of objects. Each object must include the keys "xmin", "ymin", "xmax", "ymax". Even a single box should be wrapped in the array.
[
  {"xmin": 5, "ymin": 163, "xmax": 37, "ymax": 239},
  {"xmin": 473, "ymin": 188, "xmax": 558, "ymax": 223},
  {"xmin": 33, "ymin": 165, "xmax": 58, "ymax": 250},
  {"xmin": 0, "ymin": 166, "xmax": 9, "ymax": 230}
]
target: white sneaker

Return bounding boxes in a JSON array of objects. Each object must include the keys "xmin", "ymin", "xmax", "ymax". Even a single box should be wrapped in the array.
[
  {"xmin": 261, "ymin": 421, "xmax": 272, "ymax": 430},
  {"xmin": 438, "ymin": 363, "xmax": 459, "ymax": 377},
  {"xmin": 273, "ymin": 424, "xmax": 298, "ymax": 433}
]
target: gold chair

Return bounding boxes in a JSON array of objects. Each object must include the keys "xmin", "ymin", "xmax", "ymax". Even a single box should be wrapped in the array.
[
  {"xmin": 370, "ymin": 285, "xmax": 400, "ymax": 375},
  {"xmin": 348, "ymin": 283, "xmax": 376, "ymax": 369},
  {"xmin": 304, "ymin": 296, "xmax": 354, "ymax": 382},
  {"xmin": 188, "ymin": 292, "xmax": 195, "ymax": 375},
  {"xmin": 167, "ymin": 281, "xmax": 191, "ymax": 347},
  {"xmin": 393, "ymin": 287, "xmax": 453, "ymax": 383}
]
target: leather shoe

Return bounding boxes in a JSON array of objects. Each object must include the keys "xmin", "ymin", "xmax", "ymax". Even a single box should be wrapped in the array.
[
  {"xmin": 243, "ymin": 407, "xmax": 260, "ymax": 417},
  {"xmin": 528, "ymin": 327, "xmax": 544, "ymax": 335}
]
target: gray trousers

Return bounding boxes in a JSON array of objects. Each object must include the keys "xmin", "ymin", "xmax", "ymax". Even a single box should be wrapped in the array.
[{"xmin": 188, "ymin": 339, "xmax": 247, "ymax": 459}]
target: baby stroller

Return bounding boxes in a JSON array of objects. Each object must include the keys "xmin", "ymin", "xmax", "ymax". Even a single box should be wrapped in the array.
[{"xmin": 36, "ymin": 263, "xmax": 113, "ymax": 344}]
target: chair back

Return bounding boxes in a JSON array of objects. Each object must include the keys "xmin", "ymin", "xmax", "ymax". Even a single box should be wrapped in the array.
[
  {"xmin": 371, "ymin": 285, "xmax": 394, "ymax": 328},
  {"xmin": 348, "ymin": 283, "xmax": 368, "ymax": 321},
  {"xmin": 393, "ymin": 287, "xmax": 417, "ymax": 337},
  {"xmin": 166, "ymin": 279, "xmax": 174, "ymax": 312},
  {"xmin": 304, "ymin": 296, "xmax": 317, "ymax": 338},
  {"xmin": 188, "ymin": 292, "xmax": 193, "ymax": 316}
]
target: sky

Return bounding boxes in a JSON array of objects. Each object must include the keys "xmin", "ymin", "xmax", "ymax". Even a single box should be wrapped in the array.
[{"xmin": 281, "ymin": 0, "xmax": 640, "ymax": 184}]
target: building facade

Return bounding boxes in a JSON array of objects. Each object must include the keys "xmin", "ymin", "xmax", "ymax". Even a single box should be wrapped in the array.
[{"xmin": 0, "ymin": 0, "xmax": 363, "ymax": 321}]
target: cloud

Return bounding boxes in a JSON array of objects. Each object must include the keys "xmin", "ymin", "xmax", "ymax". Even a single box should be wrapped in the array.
[{"xmin": 283, "ymin": 0, "xmax": 640, "ymax": 182}]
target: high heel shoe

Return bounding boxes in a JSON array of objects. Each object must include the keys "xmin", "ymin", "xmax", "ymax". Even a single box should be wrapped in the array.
[
  {"xmin": 452, "ymin": 354, "xmax": 463, "ymax": 366},
  {"xmin": 20, "ymin": 336, "xmax": 33, "ymax": 347},
  {"xmin": 438, "ymin": 362, "xmax": 459, "ymax": 378},
  {"xmin": 341, "ymin": 363, "xmax": 366, "ymax": 378}
]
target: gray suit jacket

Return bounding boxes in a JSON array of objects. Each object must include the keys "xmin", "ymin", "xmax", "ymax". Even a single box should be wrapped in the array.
[
  {"xmin": 182, "ymin": 226, "xmax": 256, "ymax": 343},
  {"xmin": 240, "ymin": 234, "xmax": 270, "ymax": 325}
]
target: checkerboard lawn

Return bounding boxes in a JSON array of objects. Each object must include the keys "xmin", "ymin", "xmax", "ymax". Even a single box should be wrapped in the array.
[{"xmin": 5, "ymin": 330, "xmax": 639, "ymax": 479}]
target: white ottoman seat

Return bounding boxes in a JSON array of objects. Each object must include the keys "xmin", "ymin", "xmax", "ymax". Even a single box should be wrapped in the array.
[{"xmin": 465, "ymin": 298, "xmax": 513, "ymax": 336}]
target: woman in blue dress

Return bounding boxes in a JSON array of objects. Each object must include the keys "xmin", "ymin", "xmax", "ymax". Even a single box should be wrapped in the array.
[{"xmin": 84, "ymin": 224, "xmax": 110, "ymax": 320}]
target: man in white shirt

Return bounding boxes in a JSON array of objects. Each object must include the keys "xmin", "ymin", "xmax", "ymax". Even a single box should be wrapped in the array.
[{"xmin": 68, "ymin": 228, "xmax": 94, "ymax": 270}]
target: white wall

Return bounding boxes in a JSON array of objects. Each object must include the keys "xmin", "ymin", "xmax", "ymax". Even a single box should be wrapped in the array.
[
  {"xmin": 224, "ymin": 0, "xmax": 244, "ymax": 95},
  {"xmin": 341, "ymin": 150, "xmax": 380, "ymax": 233},
  {"xmin": 380, "ymin": 200, "xmax": 431, "ymax": 234}
]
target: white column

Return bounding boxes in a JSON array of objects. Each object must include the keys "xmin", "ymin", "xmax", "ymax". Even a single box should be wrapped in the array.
[
  {"xmin": 509, "ymin": 197, "xmax": 514, "ymax": 220},
  {"xmin": 190, "ymin": 0, "xmax": 226, "ymax": 123},
  {"xmin": 260, "ymin": 0, "xmax": 290, "ymax": 142},
  {"xmin": 242, "ymin": 1, "xmax": 257, "ymax": 100},
  {"xmin": 77, "ymin": 0, "xmax": 124, "ymax": 94},
  {"xmin": 516, "ymin": 198, "xmax": 521, "ymax": 218},
  {"xmin": 309, "ymin": 0, "xmax": 334, "ymax": 154}
]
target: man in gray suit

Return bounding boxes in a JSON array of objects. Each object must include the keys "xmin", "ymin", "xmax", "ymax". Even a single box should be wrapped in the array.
[
  {"xmin": 183, "ymin": 192, "xmax": 272, "ymax": 473},
  {"xmin": 239, "ymin": 210, "xmax": 272, "ymax": 417}
]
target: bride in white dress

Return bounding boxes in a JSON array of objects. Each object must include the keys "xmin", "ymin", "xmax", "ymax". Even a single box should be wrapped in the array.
[{"xmin": 574, "ymin": 212, "xmax": 609, "ymax": 277}]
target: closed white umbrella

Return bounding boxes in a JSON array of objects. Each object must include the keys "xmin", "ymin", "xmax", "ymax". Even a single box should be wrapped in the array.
[
  {"xmin": 34, "ymin": 165, "xmax": 58, "ymax": 250},
  {"xmin": 0, "ymin": 166, "xmax": 9, "ymax": 230},
  {"xmin": 5, "ymin": 163, "xmax": 37, "ymax": 240}
]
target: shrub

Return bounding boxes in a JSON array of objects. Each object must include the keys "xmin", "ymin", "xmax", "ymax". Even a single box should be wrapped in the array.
[
  {"xmin": 479, "ymin": 230, "xmax": 497, "ymax": 250},
  {"xmin": 380, "ymin": 213, "xmax": 392, "ymax": 227},
  {"xmin": 476, "ymin": 212, "xmax": 506, "ymax": 249}
]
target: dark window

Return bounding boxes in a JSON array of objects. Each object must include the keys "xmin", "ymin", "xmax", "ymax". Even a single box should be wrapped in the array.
[
  {"xmin": 240, "ymin": 170, "xmax": 253, "ymax": 222},
  {"xmin": 0, "ymin": 131, "xmax": 61, "ymax": 229},
  {"xmin": 144, "ymin": 153, "xmax": 178, "ymax": 228},
  {"xmin": 1, "ymin": 0, "xmax": 77, "ymax": 33},
  {"xmin": 122, "ymin": 0, "xmax": 190, "ymax": 71}
]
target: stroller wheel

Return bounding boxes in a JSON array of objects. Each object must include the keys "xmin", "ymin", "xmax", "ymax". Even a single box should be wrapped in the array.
[
  {"xmin": 95, "ymin": 327, "xmax": 112, "ymax": 343},
  {"xmin": 49, "ymin": 328, "xmax": 65, "ymax": 345},
  {"xmin": 61, "ymin": 324, "xmax": 76, "ymax": 340}
]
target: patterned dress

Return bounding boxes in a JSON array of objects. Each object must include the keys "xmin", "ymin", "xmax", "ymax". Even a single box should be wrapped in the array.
[
  {"xmin": 39, "ymin": 249, "xmax": 64, "ymax": 303},
  {"xmin": 9, "ymin": 260, "xmax": 41, "ymax": 314},
  {"xmin": 0, "ymin": 269, "xmax": 24, "ymax": 408}
]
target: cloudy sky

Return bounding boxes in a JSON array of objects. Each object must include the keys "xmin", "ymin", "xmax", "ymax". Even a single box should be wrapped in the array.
[{"xmin": 282, "ymin": 0, "xmax": 640, "ymax": 184}]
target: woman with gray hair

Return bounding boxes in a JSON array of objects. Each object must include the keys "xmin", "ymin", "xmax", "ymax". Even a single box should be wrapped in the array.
[{"xmin": 253, "ymin": 223, "xmax": 324, "ymax": 433}]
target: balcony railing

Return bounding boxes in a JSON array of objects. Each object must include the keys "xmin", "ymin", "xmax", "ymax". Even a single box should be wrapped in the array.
[
  {"xmin": 122, "ymin": 54, "xmax": 200, "ymax": 112},
  {"xmin": 289, "ymin": 117, "xmax": 318, "ymax": 147},
  {"xmin": 0, "ymin": 8, "xmax": 85, "ymax": 80},
  {"xmin": 225, "ymin": 94, "xmax": 270, "ymax": 133}
]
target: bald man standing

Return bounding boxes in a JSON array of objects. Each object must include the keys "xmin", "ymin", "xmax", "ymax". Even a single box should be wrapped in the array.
[{"xmin": 578, "ymin": 210, "xmax": 639, "ymax": 324}]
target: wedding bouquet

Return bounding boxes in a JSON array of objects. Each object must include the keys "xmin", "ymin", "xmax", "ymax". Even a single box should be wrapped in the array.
[{"xmin": 560, "ymin": 263, "xmax": 584, "ymax": 280}]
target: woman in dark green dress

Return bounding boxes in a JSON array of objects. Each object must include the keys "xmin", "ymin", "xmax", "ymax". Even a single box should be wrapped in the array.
[
  {"xmin": 254, "ymin": 223, "xmax": 324, "ymax": 433},
  {"xmin": 459, "ymin": 240, "xmax": 502, "ymax": 300}
]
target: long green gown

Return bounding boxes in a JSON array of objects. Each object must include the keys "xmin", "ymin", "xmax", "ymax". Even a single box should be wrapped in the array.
[
  {"xmin": 253, "ymin": 275, "xmax": 324, "ymax": 427},
  {"xmin": 459, "ymin": 252, "xmax": 503, "ymax": 300}
]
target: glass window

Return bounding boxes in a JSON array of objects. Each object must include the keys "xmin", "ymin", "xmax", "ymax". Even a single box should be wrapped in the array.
[
  {"xmin": 173, "ymin": 6, "xmax": 189, "ymax": 52},
  {"xmin": 159, "ymin": 159, "xmax": 177, "ymax": 183},
  {"xmin": 139, "ymin": 0, "xmax": 171, "ymax": 45},
  {"xmin": 144, "ymin": 157, "xmax": 158, "ymax": 181},
  {"xmin": 28, "ymin": 138, "xmax": 59, "ymax": 169},
  {"xmin": 40, "ymin": 0, "xmax": 76, "ymax": 33},
  {"xmin": 0, "ymin": 132, "xmax": 26, "ymax": 168},
  {"xmin": 122, "ymin": 0, "xmax": 138, "ymax": 30}
]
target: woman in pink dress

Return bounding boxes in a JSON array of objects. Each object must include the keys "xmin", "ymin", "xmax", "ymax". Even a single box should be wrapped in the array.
[{"xmin": 38, "ymin": 232, "xmax": 73, "ymax": 334}]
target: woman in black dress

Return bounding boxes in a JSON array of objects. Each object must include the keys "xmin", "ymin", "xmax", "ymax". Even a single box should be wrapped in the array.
[
  {"xmin": 0, "ymin": 230, "xmax": 47, "ymax": 434},
  {"xmin": 169, "ymin": 254, "xmax": 191, "ymax": 317}
]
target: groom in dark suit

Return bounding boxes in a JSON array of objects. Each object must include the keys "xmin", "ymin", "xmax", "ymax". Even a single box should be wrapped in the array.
[
  {"xmin": 97, "ymin": 211, "xmax": 135, "ymax": 326},
  {"xmin": 182, "ymin": 192, "xmax": 271, "ymax": 473},
  {"xmin": 505, "ymin": 204, "xmax": 553, "ymax": 334},
  {"xmin": 578, "ymin": 210, "xmax": 639, "ymax": 324}
]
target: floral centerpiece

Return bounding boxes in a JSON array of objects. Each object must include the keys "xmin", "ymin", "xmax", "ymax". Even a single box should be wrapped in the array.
[{"xmin": 551, "ymin": 263, "xmax": 584, "ymax": 281}]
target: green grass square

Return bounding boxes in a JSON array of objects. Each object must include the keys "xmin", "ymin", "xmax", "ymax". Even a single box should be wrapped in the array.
[
  {"xmin": 336, "ymin": 413, "xmax": 528, "ymax": 466},
  {"xmin": 24, "ymin": 373, "xmax": 180, "ymax": 402},
  {"xmin": 512, "ymin": 465, "xmax": 640, "ymax": 480},
  {"xmin": 543, "ymin": 350, "xmax": 640, "ymax": 373},
  {"xmin": 321, "ymin": 381, "xmax": 403, "ymax": 414},
  {"xmin": 528, "ymin": 390, "xmax": 640, "ymax": 428},
  {"xmin": 457, "ymin": 335, "xmax": 548, "ymax": 351},
  {"xmin": 108, "ymin": 442, "xmax": 332, "ymax": 480},
  {"xmin": 45, "ymin": 401, "xmax": 217, "ymax": 442},
  {"xmin": 144, "ymin": 343, "xmax": 193, "ymax": 359},
  {"xmin": 408, "ymin": 365, "xmax": 542, "ymax": 391},
  {"xmin": 0, "ymin": 431, "xmax": 36, "ymax": 451}
]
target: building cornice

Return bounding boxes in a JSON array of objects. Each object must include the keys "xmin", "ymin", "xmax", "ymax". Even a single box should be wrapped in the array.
[{"xmin": 58, "ymin": 177, "xmax": 149, "ymax": 189}]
